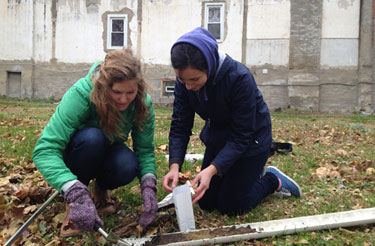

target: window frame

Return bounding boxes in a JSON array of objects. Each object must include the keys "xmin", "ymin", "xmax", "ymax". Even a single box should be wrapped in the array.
[
  {"xmin": 204, "ymin": 2, "xmax": 225, "ymax": 42},
  {"xmin": 161, "ymin": 79, "xmax": 176, "ymax": 98},
  {"xmin": 107, "ymin": 14, "xmax": 128, "ymax": 50}
]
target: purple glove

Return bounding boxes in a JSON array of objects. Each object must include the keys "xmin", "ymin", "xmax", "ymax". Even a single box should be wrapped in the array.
[
  {"xmin": 139, "ymin": 178, "xmax": 158, "ymax": 228},
  {"xmin": 64, "ymin": 181, "xmax": 103, "ymax": 231}
]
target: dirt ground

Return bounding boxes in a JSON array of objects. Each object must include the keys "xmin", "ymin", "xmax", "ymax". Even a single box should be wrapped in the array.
[{"xmin": 144, "ymin": 225, "xmax": 257, "ymax": 245}]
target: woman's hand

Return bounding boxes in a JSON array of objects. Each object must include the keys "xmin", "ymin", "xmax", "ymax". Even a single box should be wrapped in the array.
[
  {"xmin": 139, "ymin": 178, "xmax": 158, "ymax": 228},
  {"xmin": 162, "ymin": 163, "xmax": 180, "ymax": 192},
  {"xmin": 190, "ymin": 164, "xmax": 218, "ymax": 204},
  {"xmin": 63, "ymin": 181, "xmax": 103, "ymax": 231}
]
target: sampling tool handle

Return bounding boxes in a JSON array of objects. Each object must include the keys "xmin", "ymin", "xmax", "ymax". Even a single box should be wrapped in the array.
[
  {"xmin": 94, "ymin": 222, "xmax": 133, "ymax": 246},
  {"xmin": 4, "ymin": 190, "xmax": 59, "ymax": 246},
  {"xmin": 94, "ymin": 222, "xmax": 109, "ymax": 238}
]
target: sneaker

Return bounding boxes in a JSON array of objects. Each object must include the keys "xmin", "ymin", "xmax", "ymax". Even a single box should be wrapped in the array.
[{"xmin": 266, "ymin": 166, "xmax": 302, "ymax": 198}]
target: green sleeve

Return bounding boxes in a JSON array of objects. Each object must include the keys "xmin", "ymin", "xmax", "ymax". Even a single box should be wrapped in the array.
[
  {"xmin": 131, "ymin": 94, "xmax": 156, "ymax": 178},
  {"xmin": 32, "ymin": 83, "xmax": 92, "ymax": 192}
]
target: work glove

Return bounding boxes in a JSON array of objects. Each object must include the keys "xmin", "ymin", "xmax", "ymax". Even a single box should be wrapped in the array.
[
  {"xmin": 139, "ymin": 178, "xmax": 158, "ymax": 228},
  {"xmin": 64, "ymin": 181, "xmax": 103, "ymax": 231}
]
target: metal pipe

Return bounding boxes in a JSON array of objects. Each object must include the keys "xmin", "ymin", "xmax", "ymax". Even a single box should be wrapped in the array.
[
  {"xmin": 372, "ymin": 0, "xmax": 375, "ymax": 114},
  {"xmin": 135, "ymin": 207, "xmax": 375, "ymax": 246},
  {"xmin": 4, "ymin": 190, "xmax": 59, "ymax": 246}
]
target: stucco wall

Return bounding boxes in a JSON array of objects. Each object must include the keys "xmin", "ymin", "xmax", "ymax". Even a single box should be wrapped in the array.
[
  {"xmin": 246, "ymin": 0, "xmax": 290, "ymax": 66},
  {"xmin": 0, "ymin": 1, "xmax": 34, "ymax": 60},
  {"xmin": 0, "ymin": 0, "xmax": 373, "ymax": 113}
]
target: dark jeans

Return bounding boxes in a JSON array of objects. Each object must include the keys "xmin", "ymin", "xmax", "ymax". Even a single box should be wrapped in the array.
[
  {"xmin": 198, "ymin": 148, "xmax": 278, "ymax": 215},
  {"xmin": 63, "ymin": 128, "xmax": 139, "ymax": 189}
]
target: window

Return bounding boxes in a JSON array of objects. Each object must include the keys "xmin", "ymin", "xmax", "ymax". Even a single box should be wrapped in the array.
[
  {"xmin": 161, "ymin": 79, "xmax": 175, "ymax": 97},
  {"xmin": 204, "ymin": 2, "xmax": 224, "ymax": 42},
  {"xmin": 107, "ymin": 14, "xmax": 128, "ymax": 49}
]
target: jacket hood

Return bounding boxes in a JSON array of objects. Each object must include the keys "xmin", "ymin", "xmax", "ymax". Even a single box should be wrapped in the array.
[{"xmin": 172, "ymin": 27, "xmax": 219, "ymax": 80}]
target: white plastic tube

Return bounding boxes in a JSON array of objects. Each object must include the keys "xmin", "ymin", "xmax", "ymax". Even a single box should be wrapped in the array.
[{"xmin": 130, "ymin": 208, "xmax": 375, "ymax": 246}]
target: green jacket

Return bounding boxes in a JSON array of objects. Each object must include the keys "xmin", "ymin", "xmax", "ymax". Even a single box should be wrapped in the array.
[{"xmin": 32, "ymin": 62, "xmax": 156, "ymax": 192}]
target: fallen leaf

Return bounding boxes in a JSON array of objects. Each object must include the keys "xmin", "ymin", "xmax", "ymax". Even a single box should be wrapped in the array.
[
  {"xmin": 28, "ymin": 223, "xmax": 39, "ymax": 234},
  {"xmin": 335, "ymin": 149, "xmax": 348, "ymax": 157},
  {"xmin": 130, "ymin": 185, "xmax": 141, "ymax": 195},
  {"xmin": 45, "ymin": 239, "xmax": 62, "ymax": 246},
  {"xmin": 315, "ymin": 167, "xmax": 341, "ymax": 178},
  {"xmin": 366, "ymin": 168, "xmax": 375, "ymax": 175},
  {"xmin": 296, "ymin": 239, "xmax": 309, "ymax": 244},
  {"xmin": 145, "ymin": 226, "xmax": 158, "ymax": 236},
  {"xmin": 157, "ymin": 144, "xmax": 168, "ymax": 152},
  {"xmin": 319, "ymin": 130, "xmax": 328, "ymax": 136},
  {"xmin": 14, "ymin": 184, "xmax": 31, "ymax": 200},
  {"xmin": 0, "ymin": 177, "xmax": 10, "ymax": 187},
  {"xmin": 52, "ymin": 213, "xmax": 65, "ymax": 228},
  {"xmin": 10, "ymin": 206, "xmax": 25, "ymax": 219},
  {"xmin": 179, "ymin": 171, "xmax": 191, "ymax": 183},
  {"xmin": 351, "ymin": 203, "xmax": 362, "ymax": 210},
  {"xmin": 136, "ymin": 224, "xmax": 143, "ymax": 232},
  {"xmin": 23, "ymin": 205, "xmax": 37, "ymax": 215},
  {"xmin": 195, "ymin": 165, "xmax": 201, "ymax": 173}
]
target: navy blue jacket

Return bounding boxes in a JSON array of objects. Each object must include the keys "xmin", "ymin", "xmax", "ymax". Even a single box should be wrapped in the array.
[{"xmin": 169, "ymin": 55, "xmax": 272, "ymax": 176}]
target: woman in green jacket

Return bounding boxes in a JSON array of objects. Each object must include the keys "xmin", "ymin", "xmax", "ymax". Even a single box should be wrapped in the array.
[{"xmin": 33, "ymin": 48, "xmax": 157, "ymax": 236}]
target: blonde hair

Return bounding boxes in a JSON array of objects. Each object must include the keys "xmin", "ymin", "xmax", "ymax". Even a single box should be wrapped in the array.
[{"xmin": 90, "ymin": 48, "xmax": 148, "ymax": 140}]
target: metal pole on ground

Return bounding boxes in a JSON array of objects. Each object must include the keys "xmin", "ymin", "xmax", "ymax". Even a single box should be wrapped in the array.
[{"xmin": 4, "ymin": 190, "xmax": 59, "ymax": 246}]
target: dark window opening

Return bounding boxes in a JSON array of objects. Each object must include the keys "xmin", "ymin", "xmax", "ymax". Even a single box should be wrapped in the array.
[{"xmin": 7, "ymin": 71, "xmax": 21, "ymax": 98}]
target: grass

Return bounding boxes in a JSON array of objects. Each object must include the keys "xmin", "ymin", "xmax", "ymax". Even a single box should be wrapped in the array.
[{"xmin": 0, "ymin": 97, "xmax": 375, "ymax": 245}]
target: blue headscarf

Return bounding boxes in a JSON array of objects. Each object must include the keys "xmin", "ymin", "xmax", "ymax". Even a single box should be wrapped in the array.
[{"xmin": 171, "ymin": 27, "xmax": 219, "ymax": 80}]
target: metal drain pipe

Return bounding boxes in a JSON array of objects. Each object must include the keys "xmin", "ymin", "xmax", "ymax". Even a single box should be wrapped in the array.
[{"xmin": 130, "ymin": 207, "xmax": 375, "ymax": 246}]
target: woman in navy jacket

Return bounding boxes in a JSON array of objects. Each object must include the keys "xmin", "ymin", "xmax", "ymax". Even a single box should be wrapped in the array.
[{"xmin": 162, "ymin": 27, "xmax": 301, "ymax": 215}]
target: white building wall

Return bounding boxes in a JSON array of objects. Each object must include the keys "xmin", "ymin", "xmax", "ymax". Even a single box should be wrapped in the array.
[
  {"xmin": 141, "ymin": 1, "xmax": 202, "ymax": 65},
  {"xmin": 140, "ymin": 0, "xmax": 245, "ymax": 65},
  {"xmin": 26, "ymin": 0, "xmax": 140, "ymax": 63},
  {"xmin": 218, "ymin": 0, "xmax": 244, "ymax": 61},
  {"xmin": 246, "ymin": 0, "xmax": 290, "ymax": 66},
  {"xmin": 55, "ymin": 1, "xmax": 106, "ymax": 63},
  {"xmin": 0, "ymin": 0, "xmax": 372, "ymax": 113},
  {"xmin": 320, "ymin": 0, "xmax": 360, "ymax": 68},
  {"xmin": 32, "ymin": 1, "xmax": 53, "ymax": 62},
  {"xmin": 0, "ymin": 0, "xmax": 34, "ymax": 60}
]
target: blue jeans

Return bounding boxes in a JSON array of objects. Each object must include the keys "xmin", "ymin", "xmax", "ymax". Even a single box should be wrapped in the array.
[
  {"xmin": 63, "ymin": 128, "xmax": 139, "ymax": 189},
  {"xmin": 198, "ymin": 148, "xmax": 278, "ymax": 215}
]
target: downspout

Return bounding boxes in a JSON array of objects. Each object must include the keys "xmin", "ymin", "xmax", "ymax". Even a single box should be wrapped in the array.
[
  {"xmin": 51, "ymin": 0, "xmax": 57, "ymax": 64},
  {"xmin": 241, "ymin": 0, "xmax": 248, "ymax": 64},
  {"xmin": 372, "ymin": 0, "xmax": 375, "ymax": 114},
  {"xmin": 137, "ymin": 0, "xmax": 142, "ymax": 57},
  {"xmin": 31, "ymin": 0, "xmax": 36, "ymax": 98}
]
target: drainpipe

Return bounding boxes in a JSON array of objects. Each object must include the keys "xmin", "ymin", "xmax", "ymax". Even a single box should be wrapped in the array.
[
  {"xmin": 137, "ymin": 0, "xmax": 142, "ymax": 58},
  {"xmin": 51, "ymin": 0, "xmax": 57, "ymax": 64},
  {"xmin": 31, "ymin": 0, "xmax": 36, "ymax": 98},
  {"xmin": 241, "ymin": 0, "xmax": 248, "ymax": 65},
  {"xmin": 132, "ymin": 208, "xmax": 375, "ymax": 246},
  {"xmin": 372, "ymin": 0, "xmax": 375, "ymax": 114}
]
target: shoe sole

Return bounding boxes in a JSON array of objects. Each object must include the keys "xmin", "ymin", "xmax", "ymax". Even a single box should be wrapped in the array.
[{"xmin": 267, "ymin": 166, "xmax": 302, "ymax": 197}]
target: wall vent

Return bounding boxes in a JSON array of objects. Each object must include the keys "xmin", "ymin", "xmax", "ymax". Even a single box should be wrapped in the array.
[{"xmin": 161, "ymin": 79, "xmax": 175, "ymax": 97}]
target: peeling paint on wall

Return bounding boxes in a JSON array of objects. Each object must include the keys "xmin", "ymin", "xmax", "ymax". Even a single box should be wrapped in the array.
[
  {"xmin": 86, "ymin": 0, "xmax": 100, "ymax": 13},
  {"xmin": 337, "ymin": 0, "xmax": 356, "ymax": 9},
  {"xmin": 51, "ymin": 0, "xmax": 57, "ymax": 62},
  {"xmin": 248, "ymin": 0, "xmax": 286, "ymax": 6}
]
